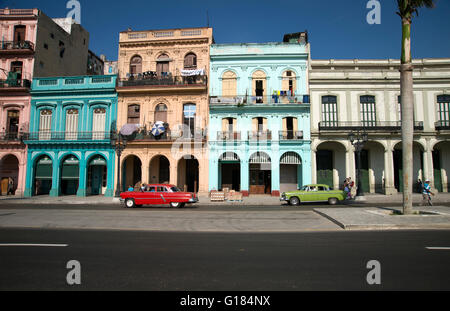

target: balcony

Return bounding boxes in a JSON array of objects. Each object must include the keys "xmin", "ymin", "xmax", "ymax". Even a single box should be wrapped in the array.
[
  {"xmin": 279, "ymin": 130, "xmax": 304, "ymax": 140},
  {"xmin": 0, "ymin": 79, "xmax": 31, "ymax": 90},
  {"xmin": 435, "ymin": 120, "xmax": 450, "ymax": 131},
  {"xmin": 217, "ymin": 131, "xmax": 242, "ymax": 141},
  {"xmin": 126, "ymin": 128, "xmax": 206, "ymax": 142},
  {"xmin": 0, "ymin": 41, "xmax": 34, "ymax": 53},
  {"xmin": 23, "ymin": 131, "xmax": 113, "ymax": 142},
  {"xmin": 318, "ymin": 121, "xmax": 424, "ymax": 132},
  {"xmin": 117, "ymin": 73, "xmax": 207, "ymax": 92},
  {"xmin": 210, "ymin": 94, "xmax": 310, "ymax": 106},
  {"xmin": 0, "ymin": 132, "xmax": 21, "ymax": 141},
  {"xmin": 248, "ymin": 130, "xmax": 272, "ymax": 141}
]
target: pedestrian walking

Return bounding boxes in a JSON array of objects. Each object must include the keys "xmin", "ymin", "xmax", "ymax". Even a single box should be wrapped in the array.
[
  {"xmin": 7, "ymin": 177, "xmax": 14, "ymax": 195},
  {"xmin": 422, "ymin": 180, "xmax": 434, "ymax": 206}
]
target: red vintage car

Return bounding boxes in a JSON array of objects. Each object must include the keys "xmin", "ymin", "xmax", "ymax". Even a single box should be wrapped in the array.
[{"xmin": 119, "ymin": 184, "xmax": 198, "ymax": 208}]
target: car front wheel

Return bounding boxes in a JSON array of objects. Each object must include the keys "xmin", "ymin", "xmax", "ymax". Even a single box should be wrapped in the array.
[
  {"xmin": 125, "ymin": 198, "xmax": 136, "ymax": 208},
  {"xmin": 289, "ymin": 197, "xmax": 300, "ymax": 206}
]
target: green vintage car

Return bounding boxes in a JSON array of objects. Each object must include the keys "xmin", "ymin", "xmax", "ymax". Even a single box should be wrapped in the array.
[{"xmin": 280, "ymin": 184, "xmax": 347, "ymax": 206}]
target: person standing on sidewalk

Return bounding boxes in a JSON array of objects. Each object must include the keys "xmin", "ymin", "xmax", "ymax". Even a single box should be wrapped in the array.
[
  {"xmin": 7, "ymin": 177, "xmax": 14, "ymax": 195},
  {"xmin": 422, "ymin": 180, "xmax": 434, "ymax": 206}
]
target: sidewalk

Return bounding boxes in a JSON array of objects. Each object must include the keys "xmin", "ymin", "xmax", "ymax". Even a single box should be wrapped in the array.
[
  {"xmin": 0, "ymin": 192, "xmax": 449, "ymax": 206},
  {"xmin": 315, "ymin": 205, "xmax": 450, "ymax": 230}
]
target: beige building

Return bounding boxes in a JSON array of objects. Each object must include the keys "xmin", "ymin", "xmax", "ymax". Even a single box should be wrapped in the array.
[
  {"xmin": 115, "ymin": 27, "xmax": 213, "ymax": 194},
  {"xmin": 309, "ymin": 58, "xmax": 450, "ymax": 194}
]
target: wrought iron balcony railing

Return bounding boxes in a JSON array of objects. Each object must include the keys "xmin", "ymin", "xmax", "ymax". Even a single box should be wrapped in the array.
[
  {"xmin": 435, "ymin": 120, "xmax": 450, "ymax": 130},
  {"xmin": 118, "ymin": 74, "xmax": 207, "ymax": 88},
  {"xmin": 210, "ymin": 94, "xmax": 310, "ymax": 106},
  {"xmin": 318, "ymin": 121, "xmax": 424, "ymax": 131},
  {"xmin": 23, "ymin": 131, "xmax": 113, "ymax": 141},
  {"xmin": 217, "ymin": 131, "xmax": 241, "ymax": 141},
  {"xmin": 248, "ymin": 130, "xmax": 272, "ymax": 141},
  {"xmin": 0, "ymin": 132, "xmax": 21, "ymax": 141},
  {"xmin": 0, "ymin": 79, "xmax": 31, "ymax": 88},
  {"xmin": 0, "ymin": 40, "xmax": 34, "ymax": 51},
  {"xmin": 279, "ymin": 130, "xmax": 304, "ymax": 140},
  {"xmin": 127, "ymin": 128, "xmax": 206, "ymax": 142}
]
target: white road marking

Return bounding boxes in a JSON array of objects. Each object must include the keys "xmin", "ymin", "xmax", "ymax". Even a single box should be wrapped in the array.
[
  {"xmin": 0, "ymin": 243, "xmax": 68, "ymax": 247},
  {"xmin": 426, "ymin": 247, "xmax": 450, "ymax": 250}
]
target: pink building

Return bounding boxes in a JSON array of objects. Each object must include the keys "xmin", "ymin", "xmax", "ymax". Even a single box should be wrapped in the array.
[{"xmin": 0, "ymin": 8, "xmax": 90, "ymax": 195}]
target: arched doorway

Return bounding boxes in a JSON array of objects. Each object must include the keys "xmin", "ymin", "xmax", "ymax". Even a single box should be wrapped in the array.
[
  {"xmin": 249, "ymin": 152, "xmax": 271, "ymax": 194},
  {"xmin": 432, "ymin": 141, "xmax": 450, "ymax": 193},
  {"xmin": 219, "ymin": 152, "xmax": 240, "ymax": 191},
  {"xmin": 149, "ymin": 155, "xmax": 170, "ymax": 184},
  {"xmin": 122, "ymin": 155, "xmax": 142, "ymax": 191},
  {"xmin": 0, "ymin": 154, "xmax": 19, "ymax": 195},
  {"xmin": 393, "ymin": 141, "xmax": 424, "ymax": 193},
  {"xmin": 87, "ymin": 155, "xmax": 107, "ymax": 195},
  {"xmin": 280, "ymin": 152, "xmax": 302, "ymax": 192},
  {"xmin": 178, "ymin": 155, "xmax": 199, "ymax": 192},
  {"xmin": 60, "ymin": 155, "xmax": 80, "ymax": 195},
  {"xmin": 33, "ymin": 155, "xmax": 52, "ymax": 195},
  {"xmin": 316, "ymin": 141, "xmax": 347, "ymax": 190}
]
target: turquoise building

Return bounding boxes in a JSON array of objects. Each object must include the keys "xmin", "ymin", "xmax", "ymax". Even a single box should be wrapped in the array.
[
  {"xmin": 208, "ymin": 32, "xmax": 311, "ymax": 196},
  {"xmin": 23, "ymin": 75, "xmax": 117, "ymax": 197}
]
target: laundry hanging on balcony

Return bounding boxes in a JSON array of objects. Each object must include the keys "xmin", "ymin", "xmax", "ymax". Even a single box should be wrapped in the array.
[
  {"xmin": 180, "ymin": 69, "xmax": 205, "ymax": 76},
  {"xmin": 119, "ymin": 123, "xmax": 140, "ymax": 136},
  {"xmin": 151, "ymin": 121, "xmax": 166, "ymax": 136}
]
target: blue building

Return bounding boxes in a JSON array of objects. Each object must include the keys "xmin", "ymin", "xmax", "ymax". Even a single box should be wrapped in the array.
[
  {"xmin": 23, "ymin": 75, "xmax": 117, "ymax": 197},
  {"xmin": 208, "ymin": 32, "xmax": 311, "ymax": 196}
]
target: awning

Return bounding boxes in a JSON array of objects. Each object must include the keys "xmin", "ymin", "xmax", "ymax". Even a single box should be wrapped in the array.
[{"xmin": 120, "ymin": 123, "xmax": 140, "ymax": 136}]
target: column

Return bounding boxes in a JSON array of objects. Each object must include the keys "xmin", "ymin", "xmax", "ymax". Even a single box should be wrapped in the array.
[
  {"xmin": 241, "ymin": 159, "xmax": 249, "ymax": 196},
  {"xmin": 50, "ymin": 155, "xmax": 60, "ymax": 197},
  {"xmin": 346, "ymin": 145, "xmax": 356, "ymax": 181},
  {"xmin": 169, "ymin": 159, "xmax": 177, "ymax": 188},
  {"xmin": 104, "ymin": 150, "xmax": 115, "ymax": 197},
  {"xmin": 209, "ymin": 157, "xmax": 219, "ymax": 191},
  {"xmin": 23, "ymin": 151, "xmax": 34, "ymax": 197},
  {"xmin": 384, "ymin": 145, "xmax": 396, "ymax": 195},
  {"xmin": 271, "ymin": 156, "xmax": 280, "ymax": 197},
  {"xmin": 141, "ymin": 161, "xmax": 149, "ymax": 184},
  {"xmin": 311, "ymin": 148, "xmax": 317, "ymax": 184},
  {"xmin": 423, "ymin": 147, "xmax": 434, "ymax": 188},
  {"xmin": 76, "ymin": 154, "xmax": 87, "ymax": 197}
]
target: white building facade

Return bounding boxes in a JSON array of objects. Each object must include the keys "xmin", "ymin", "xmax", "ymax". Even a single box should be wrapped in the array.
[{"xmin": 310, "ymin": 58, "xmax": 450, "ymax": 194}]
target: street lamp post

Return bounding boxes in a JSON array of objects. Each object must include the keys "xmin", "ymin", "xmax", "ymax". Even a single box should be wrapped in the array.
[
  {"xmin": 111, "ymin": 131, "xmax": 127, "ymax": 197},
  {"xmin": 348, "ymin": 129, "xmax": 368, "ymax": 200}
]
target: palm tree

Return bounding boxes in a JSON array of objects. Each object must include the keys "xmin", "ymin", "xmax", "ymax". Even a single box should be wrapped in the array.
[{"xmin": 397, "ymin": 0, "xmax": 435, "ymax": 215}]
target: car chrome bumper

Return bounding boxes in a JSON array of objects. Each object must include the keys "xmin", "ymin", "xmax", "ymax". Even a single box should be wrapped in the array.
[
  {"xmin": 188, "ymin": 197, "xmax": 199, "ymax": 203},
  {"xmin": 280, "ymin": 197, "xmax": 287, "ymax": 201},
  {"xmin": 119, "ymin": 198, "xmax": 124, "ymax": 203}
]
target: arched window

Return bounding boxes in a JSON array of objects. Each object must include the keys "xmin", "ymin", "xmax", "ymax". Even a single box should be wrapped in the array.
[
  {"xmin": 11, "ymin": 61, "xmax": 23, "ymax": 80},
  {"xmin": 39, "ymin": 109, "xmax": 52, "ymax": 140},
  {"xmin": 154, "ymin": 103, "xmax": 168, "ymax": 123},
  {"xmin": 221, "ymin": 71, "xmax": 237, "ymax": 97},
  {"xmin": 183, "ymin": 104, "xmax": 196, "ymax": 137},
  {"xmin": 65, "ymin": 108, "xmax": 79, "ymax": 140},
  {"xmin": 129, "ymin": 55, "xmax": 142, "ymax": 75},
  {"xmin": 184, "ymin": 53, "xmax": 197, "ymax": 69},
  {"xmin": 156, "ymin": 54, "xmax": 170, "ymax": 76},
  {"xmin": 127, "ymin": 104, "xmax": 140, "ymax": 124},
  {"xmin": 92, "ymin": 108, "xmax": 106, "ymax": 139}
]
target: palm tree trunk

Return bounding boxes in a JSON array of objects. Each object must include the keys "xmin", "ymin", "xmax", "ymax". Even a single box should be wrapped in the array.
[{"xmin": 400, "ymin": 16, "xmax": 414, "ymax": 215}]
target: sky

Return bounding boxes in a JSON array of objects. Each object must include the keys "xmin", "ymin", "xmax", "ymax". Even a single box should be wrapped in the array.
[{"xmin": 2, "ymin": 0, "xmax": 449, "ymax": 61}]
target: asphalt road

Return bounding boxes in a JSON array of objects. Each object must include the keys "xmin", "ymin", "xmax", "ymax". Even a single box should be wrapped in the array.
[{"xmin": 0, "ymin": 228, "xmax": 449, "ymax": 291}]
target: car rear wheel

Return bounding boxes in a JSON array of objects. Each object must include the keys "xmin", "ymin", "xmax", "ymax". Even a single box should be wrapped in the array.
[
  {"xmin": 125, "ymin": 198, "xmax": 136, "ymax": 208},
  {"xmin": 328, "ymin": 197, "xmax": 338, "ymax": 205},
  {"xmin": 170, "ymin": 202, "xmax": 185, "ymax": 208},
  {"xmin": 289, "ymin": 197, "xmax": 300, "ymax": 206}
]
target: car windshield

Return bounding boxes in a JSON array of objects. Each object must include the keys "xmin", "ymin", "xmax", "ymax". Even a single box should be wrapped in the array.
[
  {"xmin": 170, "ymin": 186, "xmax": 181, "ymax": 192},
  {"xmin": 301, "ymin": 186, "xmax": 309, "ymax": 191}
]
